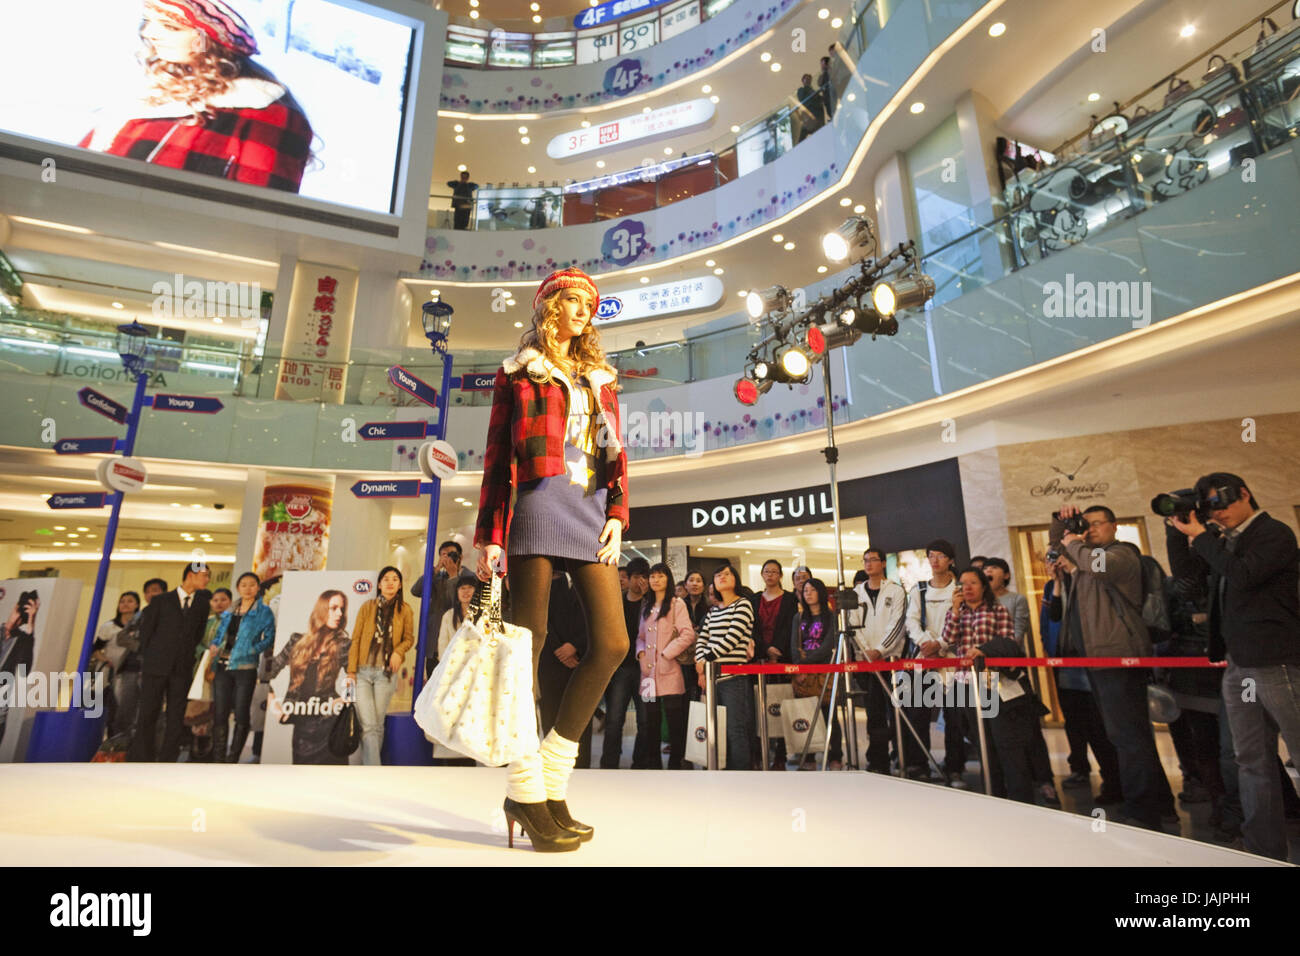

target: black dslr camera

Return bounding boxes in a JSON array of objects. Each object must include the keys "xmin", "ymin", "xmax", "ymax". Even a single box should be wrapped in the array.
[
  {"xmin": 1150, "ymin": 488, "xmax": 1203, "ymax": 521},
  {"xmin": 1054, "ymin": 510, "xmax": 1089, "ymax": 535}
]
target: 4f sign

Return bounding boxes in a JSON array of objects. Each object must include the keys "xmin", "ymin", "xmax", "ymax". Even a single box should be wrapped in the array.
[{"xmin": 603, "ymin": 59, "xmax": 643, "ymax": 97}]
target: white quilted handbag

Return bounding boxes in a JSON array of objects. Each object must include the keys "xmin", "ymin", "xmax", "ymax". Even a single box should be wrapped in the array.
[{"xmin": 414, "ymin": 573, "xmax": 538, "ymax": 766}]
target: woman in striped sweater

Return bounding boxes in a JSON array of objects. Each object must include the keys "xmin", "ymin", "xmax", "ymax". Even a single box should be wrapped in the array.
[{"xmin": 695, "ymin": 563, "xmax": 756, "ymax": 770}]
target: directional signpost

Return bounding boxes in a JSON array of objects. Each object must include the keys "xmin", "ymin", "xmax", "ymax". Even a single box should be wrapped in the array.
[
  {"xmin": 387, "ymin": 364, "xmax": 440, "ymax": 409},
  {"xmin": 151, "ymin": 393, "xmax": 225, "ymax": 414},
  {"xmin": 349, "ymin": 478, "xmax": 430, "ymax": 498},
  {"xmin": 54, "ymin": 437, "xmax": 120, "ymax": 455},
  {"xmin": 47, "ymin": 492, "xmax": 110, "ymax": 509},
  {"xmin": 359, "ymin": 420, "xmax": 433, "ymax": 441},
  {"xmin": 77, "ymin": 386, "xmax": 129, "ymax": 425}
]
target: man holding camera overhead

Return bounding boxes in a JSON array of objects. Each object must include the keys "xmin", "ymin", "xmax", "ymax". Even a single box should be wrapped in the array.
[
  {"xmin": 1169, "ymin": 473, "xmax": 1300, "ymax": 861},
  {"xmin": 1050, "ymin": 504, "xmax": 1170, "ymax": 830}
]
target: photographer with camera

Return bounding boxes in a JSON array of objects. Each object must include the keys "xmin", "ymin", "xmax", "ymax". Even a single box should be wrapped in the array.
[
  {"xmin": 1050, "ymin": 505, "xmax": 1172, "ymax": 830},
  {"xmin": 1167, "ymin": 473, "xmax": 1300, "ymax": 861}
]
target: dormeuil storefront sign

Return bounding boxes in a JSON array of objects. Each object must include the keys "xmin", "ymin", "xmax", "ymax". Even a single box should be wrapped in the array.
[
  {"xmin": 547, "ymin": 99, "xmax": 714, "ymax": 159},
  {"xmin": 629, "ymin": 459, "xmax": 970, "ymax": 555},
  {"xmin": 597, "ymin": 275, "xmax": 723, "ymax": 323}
]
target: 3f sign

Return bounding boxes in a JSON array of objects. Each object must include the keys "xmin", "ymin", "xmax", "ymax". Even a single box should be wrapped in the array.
[{"xmin": 611, "ymin": 229, "xmax": 642, "ymax": 259}]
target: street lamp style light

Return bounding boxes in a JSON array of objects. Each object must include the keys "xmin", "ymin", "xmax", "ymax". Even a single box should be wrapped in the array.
[{"xmin": 115, "ymin": 320, "xmax": 151, "ymax": 377}]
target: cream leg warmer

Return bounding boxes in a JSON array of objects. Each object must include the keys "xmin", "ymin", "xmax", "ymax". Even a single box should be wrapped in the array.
[
  {"xmin": 540, "ymin": 729, "xmax": 580, "ymax": 801},
  {"xmin": 505, "ymin": 751, "xmax": 545, "ymax": 804}
]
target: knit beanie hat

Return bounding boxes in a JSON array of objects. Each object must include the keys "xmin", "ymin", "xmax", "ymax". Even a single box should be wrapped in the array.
[
  {"xmin": 145, "ymin": 0, "xmax": 260, "ymax": 56},
  {"xmin": 532, "ymin": 268, "xmax": 599, "ymax": 314}
]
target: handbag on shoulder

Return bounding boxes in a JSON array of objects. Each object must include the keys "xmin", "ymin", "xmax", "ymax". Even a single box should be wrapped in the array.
[{"xmin": 414, "ymin": 572, "xmax": 538, "ymax": 766}]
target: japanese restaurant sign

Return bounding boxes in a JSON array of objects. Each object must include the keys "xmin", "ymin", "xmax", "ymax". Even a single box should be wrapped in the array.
[{"xmin": 275, "ymin": 263, "xmax": 358, "ymax": 403}]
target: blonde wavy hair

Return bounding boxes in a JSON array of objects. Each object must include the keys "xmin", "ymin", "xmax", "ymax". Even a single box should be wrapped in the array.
[
  {"xmin": 140, "ymin": 34, "xmax": 244, "ymax": 122},
  {"xmin": 517, "ymin": 289, "xmax": 617, "ymax": 385}
]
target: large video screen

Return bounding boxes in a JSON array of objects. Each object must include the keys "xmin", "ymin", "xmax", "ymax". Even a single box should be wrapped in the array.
[{"xmin": 1, "ymin": 0, "xmax": 416, "ymax": 214}]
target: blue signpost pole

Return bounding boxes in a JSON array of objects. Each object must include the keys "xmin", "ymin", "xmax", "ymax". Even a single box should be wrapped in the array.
[
  {"xmin": 382, "ymin": 302, "xmax": 455, "ymax": 765},
  {"xmin": 27, "ymin": 365, "xmax": 149, "ymax": 762}
]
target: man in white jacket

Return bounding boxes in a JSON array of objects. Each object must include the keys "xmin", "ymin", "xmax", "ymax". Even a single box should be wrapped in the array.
[
  {"xmin": 850, "ymin": 548, "xmax": 907, "ymax": 773},
  {"xmin": 903, "ymin": 539, "xmax": 961, "ymax": 783}
]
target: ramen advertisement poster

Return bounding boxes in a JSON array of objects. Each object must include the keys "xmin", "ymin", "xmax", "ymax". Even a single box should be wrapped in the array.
[{"xmin": 253, "ymin": 481, "xmax": 332, "ymax": 579}]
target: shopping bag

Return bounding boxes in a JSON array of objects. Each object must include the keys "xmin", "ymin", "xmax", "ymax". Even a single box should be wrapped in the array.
[
  {"xmin": 413, "ymin": 574, "xmax": 538, "ymax": 767},
  {"xmin": 685, "ymin": 699, "xmax": 726, "ymax": 767},
  {"xmin": 754, "ymin": 682, "xmax": 795, "ymax": 739},
  {"xmin": 188, "ymin": 647, "xmax": 214, "ymax": 701},
  {"xmin": 782, "ymin": 695, "xmax": 827, "ymax": 755}
]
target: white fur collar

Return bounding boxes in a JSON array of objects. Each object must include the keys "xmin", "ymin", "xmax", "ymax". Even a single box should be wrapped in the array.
[
  {"xmin": 502, "ymin": 346, "xmax": 617, "ymax": 393},
  {"xmin": 83, "ymin": 78, "xmax": 286, "ymax": 151}
]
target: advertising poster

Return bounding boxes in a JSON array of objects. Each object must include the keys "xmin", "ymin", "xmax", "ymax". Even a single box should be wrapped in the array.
[
  {"xmin": 1, "ymin": 0, "xmax": 416, "ymax": 213},
  {"xmin": 262, "ymin": 570, "xmax": 418, "ymax": 764},
  {"xmin": 275, "ymin": 263, "xmax": 358, "ymax": 402},
  {"xmin": 252, "ymin": 479, "xmax": 333, "ymax": 578},
  {"xmin": 0, "ymin": 578, "xmax": 83, "ymax": 762}
]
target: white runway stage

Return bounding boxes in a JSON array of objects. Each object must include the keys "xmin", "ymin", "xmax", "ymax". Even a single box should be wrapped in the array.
[{"xmin": 2, "ymin": 764, "xmax": 1283, "ymax": 866}]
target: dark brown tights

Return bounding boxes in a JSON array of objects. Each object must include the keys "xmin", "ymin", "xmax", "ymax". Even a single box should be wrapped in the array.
[{"xmin": 509, "ymin": 555, "xmax": 628, "ymax": 742}]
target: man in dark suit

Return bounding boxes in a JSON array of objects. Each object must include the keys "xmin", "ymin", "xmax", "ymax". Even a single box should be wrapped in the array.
[
  {"xmin": 128, "ymin": 562, "xmax": 211, "ymax": 762},
  {"xmin": 1171, "ymin": 472, "xmax": 1300, "ymax": 860}
]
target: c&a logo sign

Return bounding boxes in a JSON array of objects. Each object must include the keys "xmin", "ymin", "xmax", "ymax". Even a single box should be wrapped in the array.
[{"xmin": 353, "ymin": 579, "xmax": 373, "ymax": 595}]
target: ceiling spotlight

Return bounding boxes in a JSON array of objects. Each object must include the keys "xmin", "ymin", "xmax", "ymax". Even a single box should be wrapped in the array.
[
  {"xmin": 988, "ymin": 21, "xmax": 1006, "ymax": 37},
  {"xmin": 518, "ymin": 126, "xmax": 528, "ymax": 134},
  {"xmin": 111, "ymin": 301, "xmax": 124, "ymax": 309},
  {"xmin": 596, "ymin": 160, "xmax": 606, "ymax": 168},
  {"xmin": 663, "ymin": 146, "xmax": 673, "ymax": 154},
  {"xmin": 455, "ymin": 134, "xmax": 465, "ymax": 143},
  {"xmin": 470, "ymin": 9, "xmax": 479, "ymax": 17},
  {"xmin": 839, "ymin": 197, "xmax": 852, "ymax": 207},
  {"xmin": 830, "ymin": 16, "xmax": 842, "ymax": 27},
  {"xmin": 454, "ymin": 123, "xmax": 463, "ymax": 132},
  {"xmin": 580, "ymin": 119, "xmax": 590, "ymax": 128},
  {"xmin": 746, "ymin": 285, "xmax": 792, "ymax": 319},
  {"xmin": 761, "ymin": 51, "xmax": 772, "ymax": 62},
  {"xmin": 1179, "ymin": 23, "xmax": 1195, "ymax": 38},
  {"xmin": 706, "ymin": 259, "xmax": 716, "ymax": 266},
  {"xmin": 872, "ymin": 273, "xmax": 935, "ymax": 315},
  {"xmin": 532, "ymin": 13, "xmax": 541, "ymax": 21},
  {"xmin": 643, "ymin": 106, "xmax": 652, "ymax": 113},
  {"xmin": 772, "ymin": 234, "xmax": 783, "ymax": 242},
  {"xmin": 710, "ymin": 95, "xmax": 720, "ymax": 104},
  {"xmin": 640, "ymin": 276, "xmax": 649, "ymax": 284},
  {"xmin": 909, "ymin": 102, "xmax": 925, "ymax": 114},
  {"xmin": 530, "ymin": 2, "xmax": 539, "ymax": 9},
  {"xmin": 817, "ymin": 265, "xmax": 828, "ymax": 273},
  {"xmin": 520, "ymin": 136, "xmax": 530, "ymax": 144},
  {"xmin": 702, "ymin": 84, "xmax": 712, "ymax": 93},
  {"xmin": 514, "ymin": 321, "xmax": 524, "ymax": 328},
  {"xmin": 457, "ymin": 164, "xmax": 467, "ymax": 172},
  {"xmin": 527, "ymin": 165, "xmax": 536, "ymax": 173},
  {"xmin": 822, "ymin": 216, "xmax": 876, "ymax": 263},
  {"xmin": 713, "ymin": 267, "xmax": 724, "ymax": 275},
  {"xmin": 783, "ymin": 241, "xmax": 795, "ymax": 251},
  {"xmin": 470, "ymin": 0, "xmax": 478, "ymax": 5},
  {"xmin": 770, "ymin": 62, "xmax": 782, "ymax": 72},
  {"xmin": 818, "ymin": 8, "xmax": 829, "ymax": 18},
  {"xmin": 1088, "ymin": 92, "xmax": 1101, "ymax": 102}
]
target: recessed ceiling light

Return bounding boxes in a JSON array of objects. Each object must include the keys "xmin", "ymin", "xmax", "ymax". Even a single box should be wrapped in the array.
[
  {"xmin": 457, "ymin": 164, "xmax": 466, "ymax": 172},
  {"xmin": 520, "ymin": 136, "xmax": 530, "ymax": 144},
  {"xmin": 818, "ymin": 8, "xmax": 829, "ymax": 18},
  {"xmin": 54, "ymin": 526, "xmax": 66, "ymax": 530},
  {"xmin": 909, "ymin": 102, "xmax": 925, "ymax": 114},
  {"xmin": 53, "ymin": 542, "xmax": 65, "ymax": 547},
  {"xmin": 596, "ymin": 160, "xmax": 605, "ymax": 168},
  {"xmin": 213, "ymin": 316, "xmax": 223, "ymax": 324},
  {"xmin": 170, "ymin": 503, "xmax": 180, "ymax": 508},
  {"xmin": 988, "ymin": 21, "xmax": 1006, "ymax": 37},
  {"xmin": 738, "ymin": 291, "xmax": 747, "ymax": 298},
  {"xmin": 783, "ymin": 242, "xmax": 795, "ymax": 250},
  {"xmin": 770, "ymin": 62, "xmax": 781, "ymax": 72},
  {"xmin": 1088, "ymin": 92, "xmax": 1101, "ymax": 102},
  {"xmin": 469, "ymin": 9, "xmax": 478, "ymax": 17},
  {"xmin": 581, "ymin": 119, "xmax": 590, "ymax": 128},
  {"xmin": 710, "ymin": 95, "xmax": 719, "ymax": 104},
  {"xmin": 518, "ymin": 126, "xmax": 528, "ymax": 134},
  {"xmin": 111, "ymin": 302, "xmax": 124, "ymax": 309},
  {"xmin": 454, "ymin": 123, "xmax": 463, "ymax": 132},
  {"xmin": 527, "ymin": 165, "xmax": 536, "ymax": 173},
  {"xmin": 470, "ymin": 0, "xmax": 478, "ymax": 5},
  {"xmin": 846, "ymin": 93, "xmax": 855, "ymax": 102},
  {"xmin": 455, "ymin": 134, "xmax": 464, "ymax": 143},
  {"xmin": 839, "ymin": 197, "xmax": 852, "ymax": 207},
  {"xmin": 760, "ymin": 52, "xmax": 772, "ymax": 63},
  {"xmin": 830, "ymin": 17, "xmax": 842, "ymax": 27},
  {"xmin": 532, "ymin": 13, "xmax": 541, "ymax": 22},
  {"xmin": 853, "ymin": 203, "xmax": 866, "ymax": 214},
  {"xmin": 713, "ymin": 267, "xmax": 724, "ymax": 275},
  {"xmin": 730, "ymin": 124, "xmax": 740, "ymax": 133},
  {"xmin": 705, "ymin": 259, "xmax": 716, "ymax": 266},
  {"xmin": 67, "ymin": 533, "xmax": 79, "ymax": 538},
  {"xmin": 514, "ymin": 321, "xmax": 524, "ymax": 328},
  {"xmin": 1179, "ymin": 24, "xmax": 1195, "ymax": 38},
  {"xmin": 817, "ymin": 266, "xmax": 828, "ymax": 273},
  {"xmin": 151, "ymin": 542, "xmax": 160, "ymax": 547},
  {"xmin": 77, "ymin": 526, "xmax": 89, "ymax": 531},
  {"xmin": 530, "ymin": 2, "xmax": 539, "ymax": 10},
  {"xmin": 702, "ymin": 84, "xmax": 712, "ymax": 93},
  {"xmin": 661, "ymin": 146, "xmax": 672, "ymax": 155},
  {"xmin": 191, "ymin": 504, "xmax": 202, "ymax": 509},
  {"xmin": 772, "ymin": 234, "xmax": 783, "ymax": 242},
  {"xmin": 640, "ymin": 277, "xmax": 649, "ymax": 284}
]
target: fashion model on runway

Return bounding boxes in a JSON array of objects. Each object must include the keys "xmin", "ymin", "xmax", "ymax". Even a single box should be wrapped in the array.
[{"xmin": 475, "ymin": 268, "xmax": 630, "ymax": 852}]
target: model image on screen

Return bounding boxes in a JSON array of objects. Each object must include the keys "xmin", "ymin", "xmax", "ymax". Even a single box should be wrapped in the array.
[
  {"xmin": 79, "ymin": 0, "xmax": 314, "ymax": 191},
  {"xmin": 475, "ymin": 268, "xmax": 631, "ymax": 853},
  {"xmin": 266, "ymin": 589, "xmax": 349, "ymax": 764}
]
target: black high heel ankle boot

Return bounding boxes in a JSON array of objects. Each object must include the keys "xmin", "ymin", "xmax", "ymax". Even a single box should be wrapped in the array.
[
  {"xmin": 502, "ymin": 798, "xmax": 581, "ymax": 852},
  {"xmin": 547, "ymin": 799, "xmax": 594, "ymax": 842}
]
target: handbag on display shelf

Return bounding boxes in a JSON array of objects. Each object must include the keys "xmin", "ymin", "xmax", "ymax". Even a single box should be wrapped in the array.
[
  {"xmin": 685, "ymin": 698, "xmax": 726, "ymax": 767},
  {"xmin": 413, "ymin": 572, "xmax": 539, "ymax": 767}
]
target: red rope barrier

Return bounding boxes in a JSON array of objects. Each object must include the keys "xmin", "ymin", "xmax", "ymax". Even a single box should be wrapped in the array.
[{"xmin": 719, "ymin": 656, "xmax": 1226, "ymax": 675}]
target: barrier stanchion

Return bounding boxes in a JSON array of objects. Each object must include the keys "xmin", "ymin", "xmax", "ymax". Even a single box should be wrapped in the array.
[
  {"xmin": 970, "ymin": 663, "xmax": 993, "ymax": 795},
  {"xmin": 890, "ymin": 667, "xmax": 906, "ymax": 776},
  {"xmin": 757, "ymin": 672, "xmax": 769, "ymax": 772},
  {"xmin": 705, "ymin": 660, "xmax": 719, "ymax": 771}
]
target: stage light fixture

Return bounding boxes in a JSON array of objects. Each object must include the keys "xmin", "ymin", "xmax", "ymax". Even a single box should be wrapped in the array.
[
  {"xmin": 734, "ymin": 377, "xmax": 772, "ymax": 405},
  {"xmin": 753, "ymin": 360, "xmax": 770, "ymax": 380},
  {"xmin": 804, "ymin": 324, "xmax": 826, "ymax": 357},
  {"xmin": 821, "ymin": 216, "xmax": 876, "ymax": 263},
  {"xmin": 842, "ymin": 300, "xmax": 899, "ymax": 338},
  {"xmin": 778, "ymin": 345, "xmax": 811, "ymax": 380},
  {"xmin": 873, "ymin": 273, "xmax": 935, "ymax": 315},
  {"xmin": 746, "ymin": 285, "xmax": 792, "ymax": 319},
  {"xmin": 817, "ymin": 319, "xmax": 862, "ymax": 351}
]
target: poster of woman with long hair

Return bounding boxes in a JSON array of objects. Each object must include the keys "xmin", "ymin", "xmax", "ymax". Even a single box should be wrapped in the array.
[{"xmin": 265, "ymin": 585, "xmax": 351, "ymax": 764}]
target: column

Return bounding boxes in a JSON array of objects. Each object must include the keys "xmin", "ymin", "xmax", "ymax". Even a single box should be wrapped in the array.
[
  {"xmin": 234, "ymin": 468, "xmax": 266, "ymax": 574},
  {"xmin": 329, "ymin": 476, "xmax": 393, "ymax": 573}
]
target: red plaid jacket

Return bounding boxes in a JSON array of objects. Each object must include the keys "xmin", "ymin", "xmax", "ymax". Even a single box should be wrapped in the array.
[
  {"xmin": 475, "ymin": 348, "xmax": 628, "ymax": 550},
  {"xmin": 941, "ymin": 601, "xmax": 1014, "ymax": 662},
  {"xmin": 79, "ymin": 74, "xmax": 312, "ymax": 192}
]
